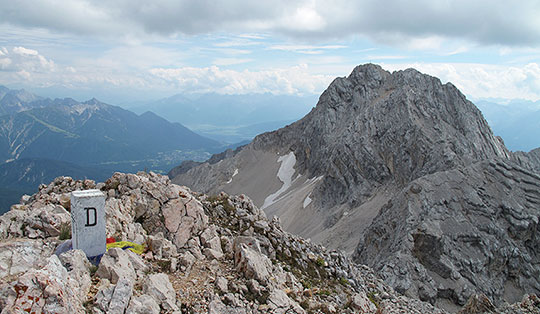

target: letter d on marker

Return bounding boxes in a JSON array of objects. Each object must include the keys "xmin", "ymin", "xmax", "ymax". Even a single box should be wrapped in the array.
[{"xmin": 85, "ymin": 207, "xmax": 97, "ymax": 226}]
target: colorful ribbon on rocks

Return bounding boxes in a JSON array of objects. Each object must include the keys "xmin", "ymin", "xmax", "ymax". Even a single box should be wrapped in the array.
[
  {"xmin": 106, "ymin": 241, "xmax": 145, "ymax": 254},
  {"xmin": 55, "ymin": 238, "xmax": 145, "ymax": 266}
]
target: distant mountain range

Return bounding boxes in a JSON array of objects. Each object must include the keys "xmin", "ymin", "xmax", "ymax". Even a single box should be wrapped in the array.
[
  {"xmin": 0, "ymin": 97, "xmax": 220, "ymax": 165},
  {"xmin": 0, "ymin": 86, "xmax": 223, "ymax": 213},
  {"xmin": 130, "ymin": 93, "xmax": 318, "ymax": 143}
]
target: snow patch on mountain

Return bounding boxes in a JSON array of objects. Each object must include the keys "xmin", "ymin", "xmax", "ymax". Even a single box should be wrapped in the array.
[
  {"xmin": 226, "ymin": 168, "xmax": 239, "ymax": 184},
  {"xmin": 262, "ymin": 152, "xmax": 296, "ymax": 209}
]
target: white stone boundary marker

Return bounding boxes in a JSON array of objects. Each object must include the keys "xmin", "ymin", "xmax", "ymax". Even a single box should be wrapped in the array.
[{"xmin": 71, "ymin": 189, "xmax": 106, "ymax": 257}]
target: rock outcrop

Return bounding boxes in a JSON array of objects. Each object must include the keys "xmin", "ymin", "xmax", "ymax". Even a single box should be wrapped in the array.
[
  {"xmin": 171, "ymin": 64, "xmax": 540, "ymax": 310},
  {"xmin": 513, "ymin": 147, "xmax": 540, "ymax": 174},
  {"xmin": 0, "ymin": 172, "xmax": 472, "ymax": 313},
  {"xmin": 354, "ymin": 159, "xmax": 540, "ymax": 311}
]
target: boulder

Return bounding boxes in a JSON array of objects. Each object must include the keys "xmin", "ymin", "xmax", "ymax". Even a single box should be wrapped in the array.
[
  {"xmin": 143, "ymin": 273, "xmax": 179, "ymax": 311},
  {"xmin": 234, "ymin": 243, "xmax": 272, "ymax": 284},
  {"xmin": 59, "ymin": 249, "xmax": 92, "ymax": 299},
  {"xmin": 162, "ymin": 196, "xmax": 208, "ymax": 249},
  {"xmin": 0, "ymin": 239, "xmax": 54, "ymax": 278},
  {"xmin": 108, "ymin": 277, "xmax": 134, "ymax": 313},
  {"xmin": 351, "ymin": 291, "xmax": 377, "ymax": 312},
  {"xmin": 95, "ymin": 247, "xmax": 136, "ymax": 284},
  {"xmin": 0, "ymin": 255, "xmax": 85, "ymax": 313},
  {"xmin": 126, "ymin": 294, "xmax": 160, "ymax": 314}
]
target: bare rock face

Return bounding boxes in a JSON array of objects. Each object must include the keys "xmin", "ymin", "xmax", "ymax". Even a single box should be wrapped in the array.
[
  {"xmin": 102, "ymin": 171, "xmax": 208, "ymax": 250},
  {"xmin": 513, "ymin": 147, "xmax": 540, "ymax": 174},
  {"xmin": 171, "ymin": 64, "xmax": 539, "ymax": 311},
  {"xmin": 96, "ymin": 247, "xmax": 137, "ymax": 284},
  {"xmin": 0, "ymin": 239, "xmax": 55, "ymax": 278},
  {"xmin": 354, "ymin": 159, "xmax": 540, "ymax": 309},
  {"xmin": 0, "ymin": 255, "xmax": 86, "ymax": 313},
  {"xmin": 253, "ymin": 64, "xmax": 508, "ymax": 203},
  {"xmin": 143, "ymin": 273, "xmax": 179, "ymax": 312}
]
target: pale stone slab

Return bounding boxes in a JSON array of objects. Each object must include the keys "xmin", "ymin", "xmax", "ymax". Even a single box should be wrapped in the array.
[{"xmin": 71, "ymin": 189, "xmax": 106, "ymax": 257}]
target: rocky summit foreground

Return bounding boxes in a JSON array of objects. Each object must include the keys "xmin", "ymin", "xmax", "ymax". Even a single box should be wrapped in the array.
[
  {"xmin": 171, "ymin": 64, "xmax": 540, "ymax": 310},
  {"xmin": 0, "ymin": 172, "xmax": 537, "ymax": 313}
]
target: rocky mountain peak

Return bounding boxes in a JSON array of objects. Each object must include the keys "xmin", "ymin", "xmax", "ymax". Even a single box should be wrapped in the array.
[
  {"xmin": 174, "ymin": 63, "xmax": 513, "ymax": 214},
  {"xmin": 171, "ymin": 64, "xmax": 540, "ymax": 311},
  {"xmin": 0, "ymin": 86, "xmax": 43, "ymax": 115},
  {"xmin": 251, "ymin": 64, "xmax": 509, "ymax": 207}
]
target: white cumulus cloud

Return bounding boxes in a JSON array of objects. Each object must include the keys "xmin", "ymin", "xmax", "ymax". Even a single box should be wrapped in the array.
[
  {"xmin": 13, "ymin": 46, "xmax": 39, "ymax": 56},
  {"xmin": 0, "ymin": 46, "xmax": 55, "ymax": 75},
  {"xmin": 149, "ymin": 64, "xmax": 334, "ymax": 95},
  {"xmin": 382, "ymin": 62, "xmax": 540, "ymax": 101}
]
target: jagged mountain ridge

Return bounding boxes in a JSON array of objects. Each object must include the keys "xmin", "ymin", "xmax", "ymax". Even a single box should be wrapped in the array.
[
  {"xmin": 171, "ymin": 64, "xmax": 540, "ymax": 310},
  {"xmin": 251, "ymin": 64, "xmax": 509, "ymax": 205},
  {"xmin": 0, "ymin": 85, "xmax": 44, "ymax": 116},
  {"xmin": 0, "ymin": 98, "xmax": 220, "ymax": 165}
]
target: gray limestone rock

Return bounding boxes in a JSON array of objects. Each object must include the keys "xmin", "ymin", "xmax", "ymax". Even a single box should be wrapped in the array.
[
  {"xmin": 143, "ymin": 273, "xmax": 179, "ymax": 312},
  {"xmin": 108, "ymin": 276, "xmax": 134, "ymax": 313},
  {"xmin": 354, "ymin": 159, "xmax": 540, "ymax": 309},
  {"xmin": 94, "ymin": 280, "xmax": 115, "ymax": 312},
  {"xmin": 351, "ymin": 291, "xmax": 377, "ymax": 312},
  {"xmin": 95, "ymin": 247, "xmax": 136, "ymax": 284},
  {"xmin": 0, "ymin": 255, "xmax": 86, "ymax": 313},
  {"xmin": 59, "ymin": 249, "xmax": 92, "ymax": 299},
  {"xmin": 0, "ymin": 239, "xmax": 54, "ymax": 278},
  {"xmin": 234, "ymin": 243, "xmax": 272, "ymax": 284},
  {"xmin": 126, "ymin": 294, "xmax": 161, "ymax": 314}
]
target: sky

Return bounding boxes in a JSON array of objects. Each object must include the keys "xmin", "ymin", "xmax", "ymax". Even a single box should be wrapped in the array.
[{"xmin": 0, "ymin": 0, "xmax": 539, "ymax": 105}]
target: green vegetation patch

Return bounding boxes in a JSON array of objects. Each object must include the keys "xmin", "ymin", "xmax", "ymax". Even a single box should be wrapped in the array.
[{"xmin": 24, "ymin": 112, "xmax": 79, "ymax": 138}]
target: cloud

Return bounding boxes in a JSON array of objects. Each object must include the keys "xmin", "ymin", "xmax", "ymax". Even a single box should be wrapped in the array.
[
  {"xmin": 1, "ymin": 0, "xmax": 539, "ymax": 47},
  {"xmin": 206, "ymin": 48, "xmax": 253, "ymax": 55},
  {"xmin": 149, "ymin": 64, "xmax": 334, "ymax": 95},
  {"xmin": 0, "ymin": 46, "xmax": 55, "ymax": 74},
  {"xmin": 13, "ymin": 46, "xmax": 39, "ymax": 56},
  {"xmin": 0, "ymin": 45, "xmax": 333, "ymax": 96},
  {"xmin": 382, "ymin": 62, "xmax": 540, "ymax": 101},
  {"xmin": 0, "ymin": 58, "xmax": 12, "ymax": 70},
  {"xmin": 326, "ymin": 0, "xmax": 540, "ymax": 47},
  {"xmin": 213, "ymin": 39, "xmax": 260, "ymax": 48},
  {"xmin": 2, "ymin": 46, "xmax": 539, "ymax": 103}
]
